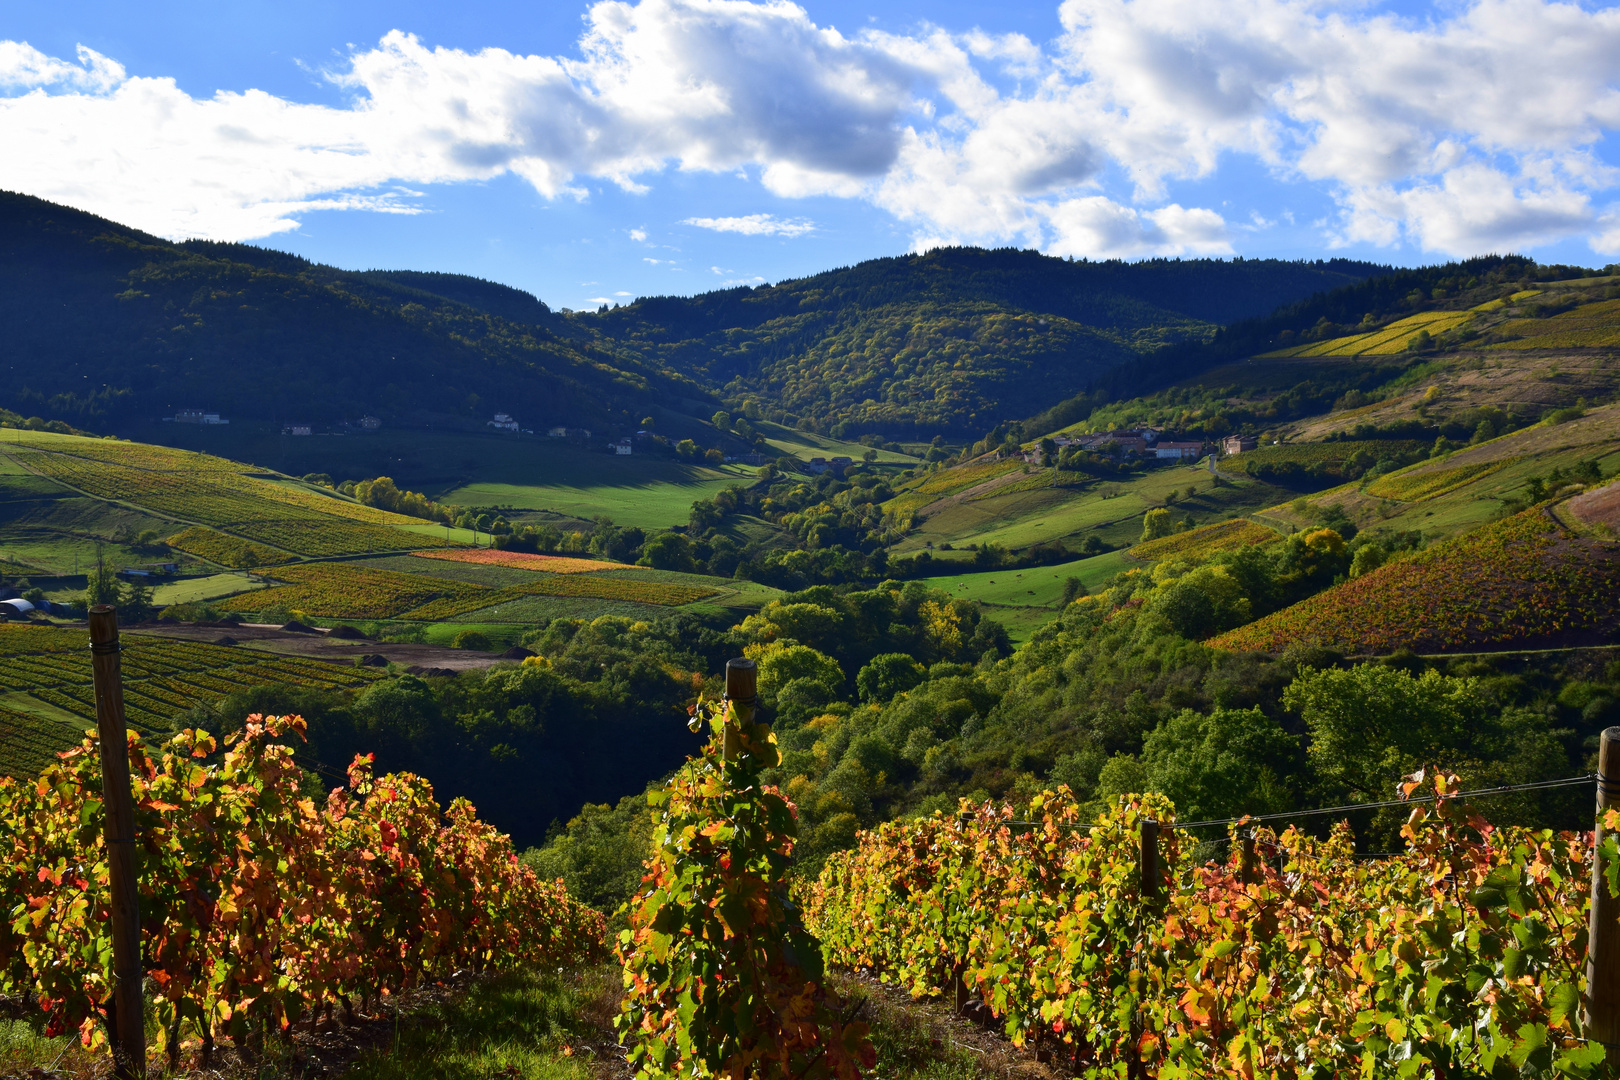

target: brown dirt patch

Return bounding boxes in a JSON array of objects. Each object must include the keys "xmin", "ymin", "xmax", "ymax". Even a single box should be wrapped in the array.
[{"xmin": 1569, "ymin": 478, "xmax": 1620, "ymax": 532}]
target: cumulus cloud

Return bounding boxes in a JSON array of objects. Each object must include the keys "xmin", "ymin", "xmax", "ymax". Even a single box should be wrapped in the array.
[
  {"xmin": 682, "ymin": 213, "xmax": 815, "ymax": 236},
  {"xmin": 1, "ymin": 0, "xmax": 1618, "ymax": 256}
]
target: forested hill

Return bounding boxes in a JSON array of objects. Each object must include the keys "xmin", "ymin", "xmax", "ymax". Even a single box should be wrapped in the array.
[
  {"xmin": 1, "ymin": 190, "xmax": 1389, "ymax": 437},
  {"xmin": 573, "ymin": 248, "xmax": 1391, "ymax": 437},
  {"xmin": 0, "ymin": 192, "xmax": 699, "ymax": 429}
]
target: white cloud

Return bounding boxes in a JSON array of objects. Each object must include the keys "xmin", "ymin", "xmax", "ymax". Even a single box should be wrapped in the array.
[
  {"xmin": 682, "ymin": 213, "xmax": 815, "ymax": 236},
  {"xmin": 0, "ymin": 0, "xmax": 1617, "ymax": 256}
]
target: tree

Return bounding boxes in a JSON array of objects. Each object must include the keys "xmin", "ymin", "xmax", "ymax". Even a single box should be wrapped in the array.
[
  {"xmin": 705, "ymin": 448, "xmax": 725, "ymax": 464},
  {"xmin": 119, "ymin": 579, "xmax": 154, "ymax": 622},
  {"xmin": 745, "ymin": 642, "xmax": 845, "ymax": 704},
  {"xmin": 1141, "ymin": 707, "xmax": 1298, "ymax": 822},
  {"xmin": 1283, "ymin": 663, "xmax": 1488, "ymax": 800},
  {"xmin": 675, "ymin": 439, "xmax": 699, "ymax": 458},
  {"xmin": 86, "ymin": 564, "xmax": 121, "ymax": 608},
  {"xmin": 451, "ymin": 629, "xmax": 493, "ymax": 651},
  {"xmin": 862, "ymin": 449, "xmax": 878, "ymax": 463},
  {"xmin": 856, "ymin": 654, "xmax": 926, "ymax": 702},
  {"xmin": 711, "ymin": 411, "xmax": 733, "ymax": 431},
  {"xmin": 1060, "ymin": 577, "xmax": 1086, "ymax": 606},
  {"xmin": 638, "ymin": 531, "xmax": 699, "ymax": 573},
  {"xmin": 1140, "ymin": 507, "xmax": 1176, "ymax": 542}
]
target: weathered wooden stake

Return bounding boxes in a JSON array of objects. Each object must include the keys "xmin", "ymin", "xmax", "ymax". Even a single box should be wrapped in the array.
[
  {"xmin": 1586, "ymin": 727, "xmax": 1620, "ymax": 1046},
  {"xmin": 1140, "ymin": 818, "xmax": 1161, "ymax": 905},
  {"xmin": 89, "ymin": 606, "xmax": 146, "ymax": 1080},
  {"xmin": 723, "ymin": 658, "xmax": 757, "ymax": 761},
  {"xmin": 1239, "ymin": 831, "xmax": 1257, "ymax": 886}
]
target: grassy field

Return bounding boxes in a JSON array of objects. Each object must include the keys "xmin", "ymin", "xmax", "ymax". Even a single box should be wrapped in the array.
[
  {"xmin": 894, "ymin": 464, "xmax": 1287, "ymax": 555},
  {"xmin": 441, "ymin": 462, "xmax": 762, "ymax": 530},
  {"xmin": 150, "ymin": 572, "xmax": 266, "ymax": 605},
  {"xmin": 752, "ymin": 419, "xmax": 920, "ymax": 464},
  {"xmin": 920, "ymin": 550, "xmax": 1133, "ymax": 641}
]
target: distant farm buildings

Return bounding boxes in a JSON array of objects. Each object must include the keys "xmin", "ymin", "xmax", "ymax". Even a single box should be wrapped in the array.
[
  {"xmin": 358, "ymin": 415, "xmax": 382, "ymax": 431},
  {"xmin": 1223, "ymin": 435, "xmax": 1259, "ymax": 455},
  {"xmin": 1154, "ymin": 441, "xmax": 1204, "ymax": 461},
  {"xmin": 612, "ymin": 438, "xmax": 633, "ymax": 455},
  {"xmin": 172, "ymin": 410, "xmax": 228, "ymax": 425},
  {"xmin": 488, "ymin": 413, "xmax": 519, "ymax": 432},
  {"xmin": 548, "ymin": 426, "xmax": 593, "ymax": 439},
  {"xmin": 283, "ymin": 424, "xmax": 312, "ymax": 436}
]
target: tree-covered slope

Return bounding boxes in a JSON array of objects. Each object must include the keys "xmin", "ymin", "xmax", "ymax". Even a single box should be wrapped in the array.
[
  {"xmin": 0, "ymin": 192, "xmax": 698, "ymax": 429},
  {"xmin": 584, "ymin": 248, "xmax": 1390, "ymax": 437}
]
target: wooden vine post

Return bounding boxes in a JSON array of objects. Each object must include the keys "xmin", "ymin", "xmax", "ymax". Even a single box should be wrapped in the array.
[
  {"xmin": 723, "ymin": 657, "xmax": 757, "ymax": 760},
  {"xmin": 1140, "ymin": 818, "xmax": 1161, "ymax": 905},
  {"xmin": 89, "ymin": 605, "xmax": 147, "ymax": 1080},
  {"xmin": 1585, "ymin": 726, "xmax": 1620, "ymax": 1048}
]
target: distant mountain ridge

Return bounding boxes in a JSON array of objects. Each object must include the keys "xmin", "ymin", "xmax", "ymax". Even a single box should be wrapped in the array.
[{"xmin": 0, "ymin": 190, "xmax": 1391, "ymax": 436}]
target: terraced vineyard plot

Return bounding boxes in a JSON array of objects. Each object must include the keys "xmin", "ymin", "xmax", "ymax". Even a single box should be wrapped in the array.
[
  {"xmin": 1365, "ymin": 457, "xmax": 1518, "ymax": 501},
  {"xmin": 1210, "ymin": 506, "xmax": 1620, "ymax": 655},
  {"xmin": 400, "ymin": 572, "xmax": 723, "ymax": 620},
  {"xmin": 0, "ymin": 703, "xmax": 79, "ymax": 778},
  {"xmin": 219, "ymin": 563, "xmax": 491, "ymax": 618},
  {"xmin": 411, "ymin": 548, "xmax": 632, "ymax": 574},
  {"xmin": 0, "ymin": 625, "xmax": 379, "ymax": 749},
  {"xmin": 4, "ymin": 438, "xmax": 457, "ymax": 557},
  {"xmin": 1129, "ymin": 517, "xmax": 1280, "ymax": 561},
  {"xmin": 1488, "ymin": 297, "xmax": 1620, "ymax": 350},
  {"xmin": 1260, "ymin": 311, "xmax": 1476, "ymax": 358},
  {"xmin": 884, "ymin": 459, "xmax": 1024, "ymax": 516},
  {"xmin": 166, "ymin": 526, "xmax": 296, "ymax": 567}
]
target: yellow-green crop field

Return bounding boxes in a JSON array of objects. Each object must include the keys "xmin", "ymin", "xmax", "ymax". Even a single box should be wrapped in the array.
[
  {"xmin": 1129, "ymin": 518, "xmax": 1281, "ymax": 561},
  {"xmin": 884, "ymin": 459, "xmax": 1024, "ymax": 515},
  {"xmin": 219, "ymin": 561, "xmax": 723, "ymax": 621},
  {"xmin": 218, "ymin": 563, "xmax": 489, "ymax": 619},
  {"xmin": 1259, "ymin": 311, "xmax": 1475, "ymax": 358},
  {"xmin": 1486, "ymin": 298, "xmax": 1620, "ymax": 350},
  {"xmin": 1364, "ymin": 457, "xmax": 1520, "ymax": 501},
  {"xmin": 166, "ymin": 526, "xmax": 297, "ymax": 568},
  {"xmin": 1, "ymin": 434, "xmax": 455, "ymax": 558}
]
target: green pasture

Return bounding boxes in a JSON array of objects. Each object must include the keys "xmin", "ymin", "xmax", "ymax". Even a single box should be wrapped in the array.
[
  {"xmin": 151, "ymin": 572, "xmax": 265, "ymax": 605},
  {"xmin": 920, "ymin": 550, "xmax": 1132, "ymax": 642},
  {"xmin": 752, "ymin": 420, "xmax": 919, "ymax": 464},
  {"xmin": 440, "ymin": 461, "xmax": 760, "ymax": 531},
  {"xmin": 896, "ymin": 464, "xmax": 1284, "ymax": 555}
]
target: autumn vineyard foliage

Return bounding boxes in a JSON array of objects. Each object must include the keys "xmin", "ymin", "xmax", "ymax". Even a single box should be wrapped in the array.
[
  {"xmin": 803, "ymin": 779, "xmax": 1620, "ymax": 1079},
  {"xmin": 1209, "ymin": 507, "xmax": 1620, "ymax": 655},
  {"xmin": 0, "ymin": 715, "xmax": 603, "ymax": 1061},
  {"xmin": 616, "ymin": 698, "xmax": 875, "ymax": 1080}
]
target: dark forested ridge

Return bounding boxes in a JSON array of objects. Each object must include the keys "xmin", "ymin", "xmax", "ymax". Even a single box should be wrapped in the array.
[
  {"xmin": 0, "ymin": 192, "xmax": 697, "ymax": 429},
  {"xmin": 0, "ymin": 191, "xmax": 1390, "ymax": 436},
  {"xmin": 587, "ymin": 248, "xmax": 1391, "ymax": 436}
]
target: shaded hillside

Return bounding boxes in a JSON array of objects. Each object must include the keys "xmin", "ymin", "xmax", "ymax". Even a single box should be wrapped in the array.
[
  {"xmin": 587, "ymin": 248, "xmax": 1390, "ymax": 437},
  {"xmin": 0, "ymin": 192, "xmax": 695, "ymax": 430}
]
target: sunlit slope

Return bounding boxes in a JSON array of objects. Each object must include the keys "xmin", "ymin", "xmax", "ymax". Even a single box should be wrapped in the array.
[
  {"xmin": 0, "ymin": 430, "xmax": 460, "ymax": 563},
  {"xmin": 1256, "ymin": 404, "xmax": 1620, "ymax": 542},
  {"xmin": 1211, "ymin": 501, "xmax": 1620, "ymax": 655}
]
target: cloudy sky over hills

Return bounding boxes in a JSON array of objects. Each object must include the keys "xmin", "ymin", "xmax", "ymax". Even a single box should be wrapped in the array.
[{"xmin": 4, "ymin": 0, "xmax": 1619, "ymax": 308}]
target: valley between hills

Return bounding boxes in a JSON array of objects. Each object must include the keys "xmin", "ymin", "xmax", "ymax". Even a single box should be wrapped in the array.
[{"xmin": 3, "ymin": 194, "xmax": 1620, "ymax": 1078}]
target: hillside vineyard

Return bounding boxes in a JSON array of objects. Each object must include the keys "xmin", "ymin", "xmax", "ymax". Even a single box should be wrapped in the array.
[{"xmin": 1, "ymin": 200, "xmax": 1619, "ymax": 1077}]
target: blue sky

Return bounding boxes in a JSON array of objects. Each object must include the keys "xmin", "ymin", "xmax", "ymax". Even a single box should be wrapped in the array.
[{"xmin": 4, "ymin": 0, "xmax": 1619, "ymax": 310}]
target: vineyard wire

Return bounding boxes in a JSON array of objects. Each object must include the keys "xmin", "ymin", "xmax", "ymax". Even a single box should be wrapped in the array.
[{"xmin": 959, "ymin": 772, "xmax": 1599, "ymax": 834}]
